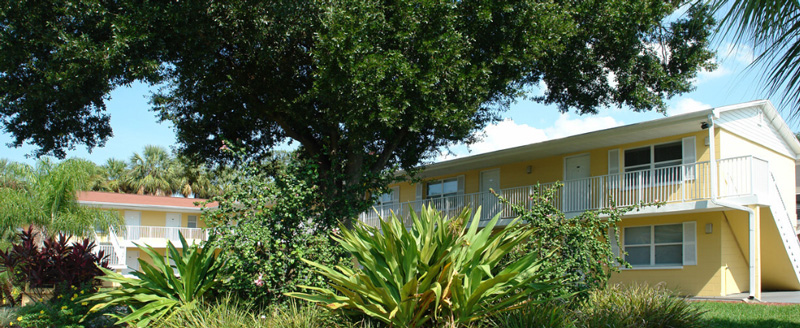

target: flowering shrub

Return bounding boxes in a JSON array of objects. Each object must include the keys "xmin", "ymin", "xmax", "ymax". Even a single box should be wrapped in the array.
[
  {"xmin": 4, "ymin": 283, "xmax": 122, "ymax": 328},
  {"xmin": 497, "ymin": 183, "xmax": 654, "ymax": 298},
  {"xmin": 203, "ymin": 154, "xmax": 348, "ymax": 306}
]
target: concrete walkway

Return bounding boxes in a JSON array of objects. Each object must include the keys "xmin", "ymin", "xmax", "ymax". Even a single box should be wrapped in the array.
[{"xmin": 691, "ymin": 291, "xmax": 800, "ymax": 304}]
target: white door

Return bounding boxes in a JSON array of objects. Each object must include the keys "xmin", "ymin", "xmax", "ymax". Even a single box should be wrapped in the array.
[
  {"xmin": 564, "ymin": 154, "xmax": 591, "ymax": 212},
  {"xmin": 480, "ymin": 169, "xmax": 501, "ymax": 221},
  {"xmin": 166, "ymin": 213, "xmax": 181, "ymax": 240},
  {"xmin": 124, "ymin": 250, "xmax": 139, "ymax": 275},
  {"xmin": 124, "ymin": 211, "xmax": 141, "ymax": 240}
]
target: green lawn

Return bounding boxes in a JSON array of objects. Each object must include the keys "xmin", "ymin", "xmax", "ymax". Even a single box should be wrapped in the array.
[{"xmin": 697, "ymin": 301, "xmax": 800, "ymax": 328}]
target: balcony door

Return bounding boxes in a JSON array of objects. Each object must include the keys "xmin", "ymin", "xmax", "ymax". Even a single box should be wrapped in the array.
[
  {"xmin": 166, "ymin": 213, "xmax": 181, "ymax": 240},
  {"xmin": 480, "ymin": 169, "xmax": 501, "ymax": 221},
  {"xmin": 564, "ymin": 154, "xmax": 591, "ymax": 212},
  {"xmin": 124, "ymin": 250, "xmax": 139, "ymax": 275},
  {"xmin": 124, "ymin": 211, "xmax": 141, "ymax": 240}
]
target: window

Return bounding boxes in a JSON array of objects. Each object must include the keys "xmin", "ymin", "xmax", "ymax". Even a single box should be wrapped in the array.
[
  {"xmin": 624, "ymin": 224, "xmax": 685, "ymax": 267},
  {"xmin": 187, "ymin": 215, "xmax": 198, "ymax": 229},
  {"xmin": 624, "ymin": 141, "xmax": 683, "ymax": 185},
  {"xmin": 427, "ymin": 178, "xmax": 458, "ymax": 198},
  {"xmin": 378, "ymin": 187, "xmax": 399, "ymax": 205}
]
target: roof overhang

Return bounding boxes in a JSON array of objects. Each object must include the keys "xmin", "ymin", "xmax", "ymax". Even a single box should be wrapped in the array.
[
  {"xmin": 78, "ymin": 200, "xmax": 215, "ymax": 213},
  {"xmin": 419, "ymin": 100, "xmax": 800, "ymax": 178},
  {"xmin": 421, "ymin": 109, "xmax": 711, "ymax": 178}
]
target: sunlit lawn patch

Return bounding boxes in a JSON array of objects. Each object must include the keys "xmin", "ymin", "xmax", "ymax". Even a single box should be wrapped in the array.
[{"xmin": 696, "ymin": 301, "xmax": 800, "ymax": 328}]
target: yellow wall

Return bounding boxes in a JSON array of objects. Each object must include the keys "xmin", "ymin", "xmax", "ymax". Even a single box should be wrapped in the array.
[
  {"xmin": 117, "ymin": 209, "xmax": 207, "ymax": 228},
  {"xmin": 719, "ymin": 129, "xmax": 797, "ymax": 222},
  {"xmin": 720, "ymin": 210, "xmax": 750, "ymax": 295},
  {"xmin": 392, "ymin": 130, "xmax": 710, "ymax": 203},
  {"xmin": 759, "ymin": 207, "xmax": 800, "ymax": 290},
  {"xmin": 609, "ymin": 211, "xmax": 735, "ymax": 296}
]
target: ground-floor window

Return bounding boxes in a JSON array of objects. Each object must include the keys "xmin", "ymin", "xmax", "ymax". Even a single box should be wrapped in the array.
[{"xmin": 624, "ymin": 223, "xmax": 684, "ymax": 266}]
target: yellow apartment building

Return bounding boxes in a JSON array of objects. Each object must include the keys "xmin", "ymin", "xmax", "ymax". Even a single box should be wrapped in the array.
[
  {"xmin": 360, "ymin": 100, "xmax": 800, "ymax": 300},
  {"xmin": 77, "ymin": 191, "xmax": 214, "ymax": 275}
]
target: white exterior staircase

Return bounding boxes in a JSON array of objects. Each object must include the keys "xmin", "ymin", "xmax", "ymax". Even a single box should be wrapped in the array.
[
  {"xmin": 766, "ymin": 173, "xmax": 800, "ymax": 284},
  {"xmin": 92, "ymin": 227, "xmax": 126, "ymax": 270}
]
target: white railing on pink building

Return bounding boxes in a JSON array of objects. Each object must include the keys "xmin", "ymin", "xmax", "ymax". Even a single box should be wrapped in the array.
[
  {"xmin": 95, "ymin": 244, "xmax": 124, "ymax": 268},
  {"xmin": 358, "ymin": 156, "xmax": 769, "ymax": 227},
  {"xmin": 121, "ymin": 226, "xmax": 207, "ymax": 241}
]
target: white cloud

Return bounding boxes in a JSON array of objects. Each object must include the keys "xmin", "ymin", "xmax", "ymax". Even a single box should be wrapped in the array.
[
  {"xmin": 544, "ymin": 114, "xmax": 623, "ymax": 139},
  {"xmin": 668, "ymin": 98, "xmax": 710, "ymax": 116},
  {"xmin": 438, "ymin": 114, "xmax": 624, "ymax": 161},
  {"xmin": 696, "ymin": 43, "xmax": 755, "ymax": 84},
  {"xmin": 696, "ymin": 64, "xmax": 732, "ymax": 83},
  {"xmin": 723, "ymin": 43, "xmax": 755, "ymax": 66}
]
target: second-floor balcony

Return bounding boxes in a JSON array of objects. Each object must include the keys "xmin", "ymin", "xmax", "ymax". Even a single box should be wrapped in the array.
[
  {"xmin": 104, "ymin": 225, "xmax": 208, "ymax": 248},
  {"xmin": 359, "ymin": 156, "xmax": 770, "ymax": 227},
  {"xmin": 120, "ymin": 225, "xmax": 207, "ymax": 242}
]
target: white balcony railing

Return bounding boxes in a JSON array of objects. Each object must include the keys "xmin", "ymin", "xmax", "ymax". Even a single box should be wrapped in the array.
[
  {"xmin": 95, "ymin": 244, "xmax": 125, "ymax": 268},
  {"xmin": 359, "ymin": 156, "xmax": 770, "ymax": 227},
  {"xmin": 121, "ymin": 225, "xmax": 207, "ymax": 242}
]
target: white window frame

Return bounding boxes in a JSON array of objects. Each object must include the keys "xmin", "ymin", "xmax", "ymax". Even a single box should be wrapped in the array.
[
  {"xmin": 623, "ymin": 223, "xmax": 684, "ymax": 268},
  {"xmin": 187, "ymin": 215, "xmax": 198, "ymax": 229},
  {"xmin": 623, "ymin": 140, "xmax": 684, "ymax": 188},
  {"xmin": 426, "ymin": 177, "xmax": 459, "ymax": 199},
  {"xmin": 378, "ymin": 186, "xmax": 400, "ymax": 205}
]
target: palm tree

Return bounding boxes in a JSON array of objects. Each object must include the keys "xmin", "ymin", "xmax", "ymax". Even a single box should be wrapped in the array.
[
  {"xmin": 126, "ymin": 145, "xmax": 180, "ymax": 196},
  {"xmin": 0, "ymin": 159, "xmax": 28, "ymax": 190},
  {"xmin": 712, "ymin": 0, "xmax": 800, "ymax": 110},
  {"xmin": 174, "ymin": 156, "xmax": 222, "ymax": 199},
  {"xmin": 0, "ymin": 158, "xmax": 124, "ymax": 240},
  {"xmin": 102, "ymin": 158, "xmax": 130, "ymax": 193}
]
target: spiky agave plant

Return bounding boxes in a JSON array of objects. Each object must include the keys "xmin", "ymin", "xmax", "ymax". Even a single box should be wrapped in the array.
[
  {"xmin": 84, "ymin": 233, "xmax": 221, "ymax": 327},
  {"xmin": 287, "ymin": 206, "xmax": 562, "ymax": 327}
]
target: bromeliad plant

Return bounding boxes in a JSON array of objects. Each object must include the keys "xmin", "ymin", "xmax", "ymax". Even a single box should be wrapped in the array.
[
  {"xmin": 83, "ymin": 233, "xmax": 222, "ymax": 327},
  {"xmin": 287, "ymin": 206, "xmax": 562, "ymax": 327}
]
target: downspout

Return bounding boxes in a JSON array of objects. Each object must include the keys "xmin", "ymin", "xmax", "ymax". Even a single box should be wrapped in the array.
[{"xmin": 704, "ymin": 113, "xmax": 758, "ymax": 300}]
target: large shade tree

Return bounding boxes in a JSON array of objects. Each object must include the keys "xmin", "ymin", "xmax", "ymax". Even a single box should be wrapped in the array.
[{"xmin": 0, "ymin": 0, "xmax": 716, "ymax": 226}]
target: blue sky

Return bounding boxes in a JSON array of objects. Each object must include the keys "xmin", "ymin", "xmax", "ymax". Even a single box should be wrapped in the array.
[{"xmin": 2, "ymin": 11, "xmax": 795, "ymax": 166}]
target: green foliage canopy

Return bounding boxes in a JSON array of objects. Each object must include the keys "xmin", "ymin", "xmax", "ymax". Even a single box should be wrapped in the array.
[{"xmin": 0, "ymin": 0, "xmax": 716, "ymax": 225}]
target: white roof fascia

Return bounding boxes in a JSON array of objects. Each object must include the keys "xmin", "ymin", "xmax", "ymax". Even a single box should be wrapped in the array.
[{"xmin": 78, "ymin": 200, "xmax": 214, "ymax": 213}]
